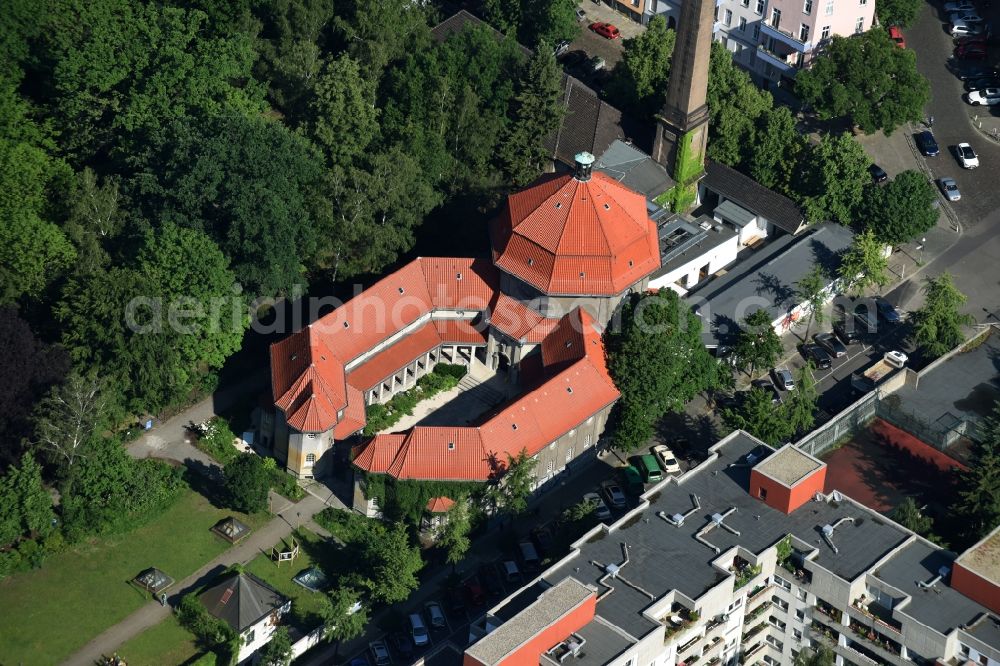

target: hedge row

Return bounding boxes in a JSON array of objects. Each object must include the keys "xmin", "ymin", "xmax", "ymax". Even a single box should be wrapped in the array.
[{"xmin": 363, "ymin": 364, "xmax": 467, "ymax": 436}]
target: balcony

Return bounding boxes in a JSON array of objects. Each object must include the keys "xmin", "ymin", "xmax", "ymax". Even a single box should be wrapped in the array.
[
  {"xmin": 740, "ymin": 643, "xmax": 765, "ymax": 664},
  {"xmin": 745, "ymin": 601, "xmax": 772, "ymax": 628},
  {"xmin": 664, "ymin": 606, "xmax": 701, "ymax": 642},
  {"xmin": 847, "ymin": 621, "xmax": 909, "ymax": 665},
  {"xmin": 747, "ymin": 583, "xmax": 774, "ymax": 607},
  {"xmin": 732, "ymin": 559, "xmax": 763, "ymax": 591},
  {"xmin": 760, "ymin": 21, "xmax": 812, "ymax": 52},
  {"xmin": 850, "ymin": 597, "xmax": 904, "ymax": 637},
  {"xmin": 756, "ymin": 44, "xmax": 797, "ymax": 73}
]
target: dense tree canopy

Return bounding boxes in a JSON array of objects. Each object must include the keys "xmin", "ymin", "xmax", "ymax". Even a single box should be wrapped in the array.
[
  {"xmin": 838, "ymin": 229, "xmax": 890, "ymax": 296},
  {"xmin": 732, "ymin": 310, "xmax": 783, "ymax": 377},
  {"xmin": 224, "ymin": 454, "xmax": 271, "ymax": 514},
  {"xmin": 796, "ymin": 30, "xmax": 930, "ymax": 135},
  {"xmin": 912, "ymin": 272, "xmax": 973, "ymax": 358},
  {"xmin": 797, "ymin": 132, "xmax": 872, "ymax": 224},
  {"xmin": 877, "ymin": 0, "xmax": 923, "ymax": 27},
  {"xmin": 861, "ymin": 170, "xmax": 939, "ymax": 245},
  {"xmin": 955, "ymin": 403, "xmax": 1000, "ymax": 543},
  {"xmin": 607, "ymin": 16, "xmax": 677, "ymax": 117}
]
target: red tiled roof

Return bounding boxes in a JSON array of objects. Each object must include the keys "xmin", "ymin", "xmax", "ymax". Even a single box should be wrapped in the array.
[
  {"xmin": 492, "ymin": 172, "xmax": 660, "ymax": 296},
  {"xmin": 491, "ymin": 294, "xmax": 560, "ymax": 343},
  {"xmin": 346, "ymin": 322, "xmax": 442, "ymax": 392},
  {"xmin": 333, "ymin": 384, "xmax": 367, "ymax": 439},
  {"xmin": 352, "ymin": 434, "xmax": 406, "ymax": 474},
  {"xmin": 353, "ymin": 308, "xmax": 620, "ymax": 481},
  {"xmin": 419, "ymin": 257, "xmax": 499, "ymax": 310},
  {"xmin": 433, "ymin": 318, "xmax": 489, "ymax": 344},
  {"xmin": 270, "ymin": 328, "xmax": 348, "ymax": 433},
  {"xmin": 426, "ymin": 496, "xmax": 456, "ymax": 513}
]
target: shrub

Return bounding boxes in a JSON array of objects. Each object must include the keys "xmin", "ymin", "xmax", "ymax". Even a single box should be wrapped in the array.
[
  {"xmin": 434, "ymin": 363, "xmax": 467, "ymax": 380},
  {"xmin": 177, "ymin": 593, "xmax": 238, "ymax": 662},
  {"xmin": 223, "ymin": 454, "xmax": 271, "ymax": 513},
  {"xmin": 361, "ymin": 364, "xmax": 466, "ymax": 436},
  {"xmin": 269, "ymin": 469, "xmax": 304, "ymax": 501},
  {"xmin": 192, "ymin": 417, "xmax": 238, "ymax": 465},
  {"xmin": 315, "ymin": 508, "xmax": 374, "ymax": 544}
]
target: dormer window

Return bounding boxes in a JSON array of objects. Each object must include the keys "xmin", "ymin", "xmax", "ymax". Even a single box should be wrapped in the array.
[
  {"xmin": 579, "ymin": 271, "xmax": 585, "ymax": 278},
  {"xmin": 528, "ymin": 258, "xmax": 535, "ymax": 267},
  {"xmin": 555, "ymin": 202, "xmax": 562, "ymax": 209},
  {"xmin": 628, "ymin": 260, "xmax": 634, "ymax": 267},
  {"xmin": 567, "ymin": 387, "xmax": 573, "ymax": 394},
  {"xmin": 603, "ymin": 203, "xmax": 611, "ymax": 210}
]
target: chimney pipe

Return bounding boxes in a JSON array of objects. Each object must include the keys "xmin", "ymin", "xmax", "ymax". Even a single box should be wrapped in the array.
[{"xmin": 574, "ymin": 152, "xmax": 595, "ymax": 181}]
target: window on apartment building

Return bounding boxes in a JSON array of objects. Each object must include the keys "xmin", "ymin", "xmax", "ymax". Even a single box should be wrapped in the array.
[
  {"xmin": 774, "ymin": 574, "xmax": 792, "ymax": 590},
  {"xmin": 724, "ymin": 8, "xmax": 733, "ymax": 24},
  {"xmin": 753, "ymin": 22, "xmax": 761, "ymax": 38},
  {"xmin": 763, "ymin": 656, "xmax": 780, "ymax": 666},
  {"xmin": 547, "ymin": 459, "xmax": 554, "ymax": 473},
  {"xmin": 770, "ymin": 8, "xmax": 781, "ymax": 27},
  {"xmin": 803, "ymin": 0, "xmax": 813, "ymax": 13},
  {"xmin": 305, "ymin": 453, "xmax": 316, "ymax": 465},
  {"xmin": 855, "ymin": 16, "xmax": 864, "ymax": 32},
  {"xmin": 821, "ymin": 24, "xmax": 831, "ymax": 38},
  {"xmin": 765, "ymin": 636, "xmax": 783, "ymax": 651},
  {"xmin": 565, "ymin": 448, "xmax": 574, "ymax": 462},
  {"xmin": 793, "ymin": 629, "xmax": 803, "ymax": 641},
  {"xmin": 772, "ymin": 596, "xmax": 789, "ymax": 612},
  {"xmin": 799, "ymin": 23, "xmax": 809, "ymax": 41},
  {"xmin": 740, "ymin": 16, "xmax": 748, "ymax": 30},
  {"xmin": 795, "ymin": 609, "xmax": 806, "ymax": 621},
  {"xmin": 825, "ymin": 0, "xmax": 834, "ymax": 14},
  {"xmin": 728, "ymin": 598, "xmax": 743, "ymax": 611},
  {"xmin": 584, "ymin": 434, "xmax": 592, "ymax": 447},
  {"xmin": 758, "ymin": 487, "xmax": 768, "ymax": 500},
  {"xmin": 715, "ymin": 5, "xmax": 720, "ymax": 20},
  {"xmin": 756, "ymin": 0, "xmax": 765, "ymax": 13},
  {"xmin": 743, "ymin": 0, "xmax": 751, "ymax": 7}
]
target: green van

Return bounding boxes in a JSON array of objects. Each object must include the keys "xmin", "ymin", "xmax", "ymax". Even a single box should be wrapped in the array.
[
  {"xmin": 620, "ymin": 465, "xmax": 644, "ymax": 495},
  {"xmin": 633, "ymin": 454, "xmax": 664, "ymax": 483}
]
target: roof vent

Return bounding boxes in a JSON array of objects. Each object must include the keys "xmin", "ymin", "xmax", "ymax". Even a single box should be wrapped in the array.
[
  {"xmin": 564, "ymin": 340, "xmax": 573, "ymax": 348},
  {"xmin": 448, "ymin": 442, "xmax": 456, "ymax": 450},
  {"xmin": 398, "ymin": 287, "xmax": 404, "ymax": 294},
  {"xmin": 528, "ymin": 258, "xmax": 535, "ymax": 267},
  {"xmin": 745, "ymin": 453, "xmax": 759, "ymax": 465},
  {"xmin": 456, "ymin": 272, "xmax": 462, "ymax": 280},
  {"xmin": 512, "ymin": 423, "xmax": 518, "ymax": 430},
  {"xmin": 555, "ymin": 202, "xmax": 563, "ymax": 209},
  {"xmin": 603, "ymin": 203, "xmax": 611, "ymax": 210},
  {"xmin": 628, "ymin": 260, "xmax": 634, "ymax": 267},
  {"xmin": 574, "ymin": 151, "xmax": 595, "ymax": 181},
  {"xmin": 711, "ymin": 513, "xmax": 724, "ymax": 525},
  {"xmin": 290, "ymin": 354, "xmax": 298, "ymax": 361},
  {"xmin": 567, "ymin": 386, "xmax": 573, "ymax": 394},
  {"xmin": 343, "ymin": 321, "xmax": 350, "ymax": 328},
  {"xmin": 672, "ymin": 513, "xmax": 685, "ymax": 525},
  {"xmin": 604, "ymin": 563, "xmax": 620, "ymax": 577},
  {"xmin": 579, "ymin": 271, "xmax": 585, "ymax": 278},
  {"xmin": 822, "ymin": 524, "xmax": 834, "ymax": 538}
]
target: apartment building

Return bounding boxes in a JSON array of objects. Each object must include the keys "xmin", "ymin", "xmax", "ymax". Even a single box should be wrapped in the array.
[{"xmin": 464, "ymin": 432, "xmax": 1000, "ymax": 666}]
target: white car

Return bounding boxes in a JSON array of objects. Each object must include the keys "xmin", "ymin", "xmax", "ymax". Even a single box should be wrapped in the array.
[
  {"xmin": 967, "ymin": 88, "xmax": 1000, "ymax": 105},
  {"xmin": 650, "ymin": 444, "xmax": 682, "ymax": 473},
  {"xmin": 956, "ymin": 142, "xmax": 979, "ymax": 168},
  {"xmin": 583, "ymin": 492, "xmax": 612, "ymax": 520},
  {"xmin": 950, "ymin": 11, "xmax": 984, "ymax": 23},
  {"xmin": 951, "ymin": 20, "xmax": 984, "ymax": 36},
  {"xmin": 944, "ymin": 0, "xmax": 976, "ymax": 11},
  {"xmin": 939, "ymin": 177, "xmax": 961, "ymax": 201}
]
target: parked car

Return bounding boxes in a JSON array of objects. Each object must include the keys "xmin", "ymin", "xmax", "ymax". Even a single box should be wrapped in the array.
[
  {"xmin": 446, "ymin": 584, "xmax": 466, "ymax": 614},
  {"xmin": 957, "ymin": 33, "xmax": 990, "ymax": 47},
  {"xmin": 869, "ymin": 164, "xmax": 889, "ymax": 184},
  {"xmin": 967, "ymin": 87, "xmax": 1000, "ymax": 104},
  {"xmin": 464, "ymin": 576, "xmax": 487, "ymax": 605},
  {"xmin": 854, "ymin": 307, "xmax": 879, "ymax": 333},
  {"xmin": 350, "ymin": 657, "xmax": 371, "ymax": 666},
  {"xmin": 620, "ymin": 465, "xmax": 644, "ymax": 494},
  {"xmin": 602, "ymin": 481, "xmax": 627, "ymax": 508},
  {"xmin": 940, "ymin": 176, "xmax": 962, "ymax": 201},
  {"xmin": 814, "ymin": 332, "xmax": 848, "ymax": 358},
  {"xmin": 873, "ymin": 297, "xmax": 902, "ymax": 325},
  {"xmin": 390, "ymin": 633, "xmax": 414, "ymax": 658},
  {"xmin": 560, "ymin": 50, "xmax": 588, "ymax": 68},
  {"xmin": 957, "ymin": 64, "xmax": 996, "ymax": 79},
  {"xmin": 425, "ymin": 601, "xmax": 446, "ymax": 630},
  {"xmin": 964, "ymin": 73, "xmax": 1000, "ymax": 90},
  {"xmin": 945, "ymin": 0, "xmax": 976, "ymax": 12},
  {"xmin": 888, "ymin": 25, "xmax": 906, "ymax": 47},
  {"xmin": 956, "ymin": 142, "xmax": 980, "ymax": 168},
  {"xmin": 951, "ymin": 10, "xmax": 984, "ymax": 23},
  {"xmin": 588, "ymin": 55, "xmax": 607, "ymax": 72},
  {"xmin": 951, "ymin": 20, "xmax": 985, "ymax": 37},
  {"xmin": 955, "ymin": 42, "xmax": 988, "ymax": 59},
  {"xmin": 583, "ymin": 491, "xmax": 612, "ymax": 520},
  {"xmin": 519, "ymin": 540, "xmax": 542, "ymax": 570},
  {"xmin": 589, "ymin": 21, "xmax": 621, "ymax": 39},
  {"xmin": 553, "ymin": 40, "xmax": 570, "ymax": 56},
  {"xmin": 751, "ymin": 378, "xmax": 782, "ymax": 403},
  {"xmin": 478, "ymin": 564, "xmax": 505, "ymax": 597},
  {"xmin": 501, "ymin": 560, "xmax": 521, "ymax": 583},
  {"xmin": 916, "ymin": 130, "xmax": 940, "ymax": 156},
  {"xmin": 801, "ymin": 344, "xmax": 833, "ymax": 370},
  {"xmin": 530, "ymin": 526, "xmax": 556, "ymax": 556},
  {"xmin": 770, "ymin": 367, "xmax": 796, "ymax": 391},
  {"xmin": 833, "ymin": 319, "xmax": 862, "ymax": 345},
  {"xmin": 409, "ymin": 613, "xmax": 430, "ymax": 647},
  {"xmin": 651, "ymin": 444, "xmax": 682, "ymax": 473},
  {"xmin": 370, "ymin": 640, "xmax": 391, "ymax": 666}
]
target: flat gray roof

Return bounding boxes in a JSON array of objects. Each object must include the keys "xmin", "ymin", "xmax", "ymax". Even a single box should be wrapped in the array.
[
  {"xmin": 650, "ymin": 215, "xmax": 738, "ymax": 280},
  {"xmin": 714, "ymin": 199, "xmax": 757, "ymax": 228},
  {"xmin": 537, "ymin": 432, "xmax": 909, "ymax": 639},
  {"xmin": 965, "ymin": 614, "xmax": 1000, "ymax": 648},
  {"xmin": 890, "ymin": 328, "xmax": 1000, "ymax": 444},
  {"xmin": 544, "ymin": 618, "xmax": 635, "ymax": 666},
  {"xmin": 466, "ymin": 578, "xmax": 594, "ymax": 665},
  {"xmin": 685, "ymin": 223, "xmax": 854, "ymax": 346},
  {"xmin": 597, "ymin": 140, "xmax": 673, "ymax": 199},
  {"xmin": 874, "ymin": 540, "xmax": 989, "ymax": 635},
  {"xmin": 754, "ymin": 445, "xmax": 824, "ymax": 487}
]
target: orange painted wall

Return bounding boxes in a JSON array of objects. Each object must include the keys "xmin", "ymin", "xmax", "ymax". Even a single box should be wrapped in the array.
[
  {"xmin": 951, "ymin": 562, "xmax": 1000, "ymax": 615},
  {"xmin": 464, "ymin": 594, "xmax": 597, "ymax": 666},
  {"xmin": 750, "ymin": 467, "xmax": 827, "ymax": 514}
]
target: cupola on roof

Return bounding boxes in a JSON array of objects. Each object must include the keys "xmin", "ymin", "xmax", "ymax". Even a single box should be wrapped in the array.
[{"xmin": 491, "ymin": 153, "xmax": 660, "ymax": 296}]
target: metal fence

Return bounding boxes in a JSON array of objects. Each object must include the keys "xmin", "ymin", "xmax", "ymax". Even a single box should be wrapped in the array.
[
  {"xmin": 876, "ymin": 394, "xmax": 976, "ymax": 452},
  {"xmin": 796, "ymin": 390, "xmax": 879, "ymax": 457}
]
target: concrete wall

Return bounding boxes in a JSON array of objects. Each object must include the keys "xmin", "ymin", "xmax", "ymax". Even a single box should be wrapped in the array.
[
  {"xmin": 530, "ymin": 405, "xmax": 613, "ymax": 488},
  {"xmin": 952, "ymin": 562, "xmax": 1000, "ymax": 616},
  {"xmin": 237, "ymin": 600, "xmax": 291, "ymax": 663}
]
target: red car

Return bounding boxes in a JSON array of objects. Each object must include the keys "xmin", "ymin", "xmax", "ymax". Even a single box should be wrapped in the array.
[
  {"xmin": 888, "ymin": 25, "xmax": 906, "ymax": 48},
  {"xmin": 589, "ymin": 21, "xmax": 621, "ymax": 39},
  {"xmin": 956, "ymin": 43, "xmax": 988, "ymax": 59}
]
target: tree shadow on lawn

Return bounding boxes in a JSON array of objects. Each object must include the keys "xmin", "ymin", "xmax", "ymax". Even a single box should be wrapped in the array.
[{"xmin": 182, "ymin": 460, "xmax": 230, "ymax": 509}]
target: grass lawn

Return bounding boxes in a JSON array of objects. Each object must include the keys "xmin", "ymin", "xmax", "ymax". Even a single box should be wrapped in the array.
[
  {"xmin": 0, "ymin": 486, "xmax": 268, "ymax": 666},
  {"xmin": 117, "ymin": 613, "xmax": 200, "ymax": 666},
  {"xmin": 244, "ymin": 528, "xmax": 341, "ymax": 631}
]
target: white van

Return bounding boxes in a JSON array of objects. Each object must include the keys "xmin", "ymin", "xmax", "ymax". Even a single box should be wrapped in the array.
[{"xmin": 410, "ymin": 612, "xmax": 429, "ymax": 646}]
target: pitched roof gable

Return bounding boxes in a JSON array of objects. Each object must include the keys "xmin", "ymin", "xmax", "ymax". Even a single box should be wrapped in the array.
[
  {"xmin": 704, "ymin": 160, "xmax": 806, "ymax": 235},
  {"xmin": 199, "ymin": 572, "xmax": 287, "ymax": 633}
]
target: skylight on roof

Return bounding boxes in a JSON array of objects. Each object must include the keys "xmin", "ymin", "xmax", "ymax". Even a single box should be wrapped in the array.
[
  {"xmin": 448, "ymin": 442, "xmax": 455, "ymax": 450},
  {"xmin": 512, "ymin": 423, "xmax": 518, "ymax": 430},
  {"xmin": 343, "ymin": 321, "xmax": 349, "ymax": 328},
  {"xmin": 603, "ymin": 203, "xmax": 611, "ymax": 210},
  {"xmin": 398, "ymin": 287, "xmax": 404, "ymax": 294},
  {"xmin": 567, "ymin": 387, "xmax": 573, "ymax": 394},
  {"xmin": 456, "ymin": 272, "xmax": 462, "ymax": 280},
  {"xmin": 555, "ymin": 202, "xmax": 562, "ymax": 209},
  {"xmin": 528, "ymin": 258, "xmax": 535, "ymax": 266}
]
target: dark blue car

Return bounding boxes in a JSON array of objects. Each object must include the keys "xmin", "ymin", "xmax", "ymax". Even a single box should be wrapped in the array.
[{"xmin": 916, "ymin": 130, "xmax": 940, "ymax": 156}]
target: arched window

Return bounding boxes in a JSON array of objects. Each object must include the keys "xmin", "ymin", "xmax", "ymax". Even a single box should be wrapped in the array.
[{"xmin": 305, "ymin": 453, "xmax": 316, "ymax": 465}]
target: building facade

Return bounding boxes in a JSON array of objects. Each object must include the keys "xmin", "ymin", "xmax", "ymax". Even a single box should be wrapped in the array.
[
  {"xmin": 267, "ymin": 154, "xmax": 661, "ymax": 485},
  {"xmin": 464, "ymin": 433, "xmax": 1000, "ymax": 666}
]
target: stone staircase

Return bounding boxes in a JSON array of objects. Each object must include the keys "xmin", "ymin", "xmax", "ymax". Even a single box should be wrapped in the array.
[{"xmin": 458, "ymin": 374, "xmax": 507, "ymax": 407}]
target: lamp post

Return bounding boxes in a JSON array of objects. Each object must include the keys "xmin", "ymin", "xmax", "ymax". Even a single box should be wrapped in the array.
[{"xmin": 917, "ymin": 238, "xmax": 926, "ymax": 265}]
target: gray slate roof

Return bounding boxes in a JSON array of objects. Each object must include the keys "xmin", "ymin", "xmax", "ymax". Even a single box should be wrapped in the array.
[
  {"xmin": 596, "ymin": 140, "xmax": 674, "ymax": 198},
  {"xmin": 199, "ymin": 572, "xmax": 288, "ymax": 633},
  {"xmin": 684, "ymin": 222, "xmax": 854, "ymax": 347},
  {"xmin": 539, "ymin": 432, "xmax": 910, "ymax": 639},
  {"xmin": 704, "ymin": 160, "xmax": 806, "ymax": 235}
]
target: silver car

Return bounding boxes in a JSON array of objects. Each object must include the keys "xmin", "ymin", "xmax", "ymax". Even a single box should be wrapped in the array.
[{"xmin": 939, "ymin": 177, "xmax": 961, "ymax": 201}]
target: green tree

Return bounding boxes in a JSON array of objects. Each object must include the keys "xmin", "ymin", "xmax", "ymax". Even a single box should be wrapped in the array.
[
  {"xmin": 358, "ymin": 522, "xmax": 423, "ymax": 604},
  {"xmin": 891, "ymin": 497, "xmax": 937, "ymax": 540},
  {"xmin": 954, "ymin": 404, "xmax": 1000, "ymax": 542},
  {"xmin": 322, "ymin": 586, "xmax": 367, "ymax": 654},
  {"xmin": 912, "ymin": 273, "xmax": 973, "ymax": 358},
  {"xmin": 501, "ymin": 43, "xmax": 565, "ymax": 186},
  {"xmin": 0, "ymin": 453, "xmax": 55, "ymax": 546},
  {"xmin": 306, "ymin": 54, "xmax": 380, "ymax": 171},
  {"xmin": 487, "ymin": 449, "xmax": 539, "ymax": 516},
  {"xmin": 525, "ymin": 0, "xmax": 581, "ymax": 46},
  {"xmin": 258, "ymin": 626, "xmax": 293, "ymax": 666},
  {"xmin": 748, "ymin": 106, "xmax": 804, "ymax": 195},
  {"xmin": 40, "ymin": 0, "xmax": 265, "ymax": 160},
  {"xmin": 877, "ymin": 0, "xmax": 923, "ymax": 28},
  {"xmin": 483, "ymin": 0, "xmax": 521, "ymax": 35},
  {"xmin": 438, "ymin": 501, "xmax": 472, "ymax": 569},
  {"xmin": 838, "ymin": 228, "xmax": 890, "ymax": 296},
  {"xmin": 606, "ymin": 290, "xmax": 720, "ymax": 451},
  {"xmin": 254, "ymin": 0, "xmax": 335, "ymax": 113},
  {"xmin": 224, "ymin": 454, "xmax": 271, "ymax": 514},
  {"xmin": 62, "ymin": 168, "xmax": 124, "ymax": 276},
  {"xmin": 706, "ymin": 43, "xmax": 773, "ymax": 167},
  {"xmin": 797, "ymin": 132, "xmax": 872, "ymax": 224},
  {"xmin": 862, "ymin": 170, "xmax": 939, "ymax": 245},
  {"xmin": 722, "ymin": 388, "xmax": 792, "ymax": 445},
  {"xmin": 0, "ymin": 79, "xmax": 75, "ymax": 303},
  {"xmin": 336, "ymin": 0, "xmax": 432, "ymax": 76},
  {"xmin": 606, "ymin": 16, "xmax": 676, "ymax": 117},
  {"xmin": 732, "ymin": 310, "xmax": 783, "ymax": 377},
  {"xmin": 795, "ymin": 266, "xmax": 828, "ymax": 340},
  {"xmin": 564, "ymin": 498, "xmax": 597, "ymax": 524},
  {"xmin": 32, "ymin": 372, "xmax": 107, "ymax": 479},
  {"xmin": 785, "ymin": 362, "xmax": 818, "ymax": 436},
  {"xmin": 794, "ymin": 645, "xmax": 836, "ymax": 666},
  {"xmin": 795, "ymin": 29, "xmax": 929, "ymax": 135}
]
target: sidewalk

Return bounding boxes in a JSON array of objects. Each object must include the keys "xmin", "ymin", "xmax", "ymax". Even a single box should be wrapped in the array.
[{"xmin": 64, "ymin": 493, "xmax": 334, "ymax": 666}]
